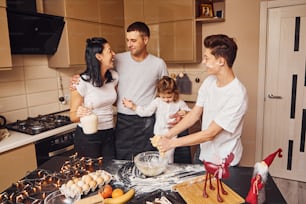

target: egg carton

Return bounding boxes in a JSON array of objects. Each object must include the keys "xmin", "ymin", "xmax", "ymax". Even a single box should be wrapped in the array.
[{"xmin": 59, "ymin": 170, "xmax": 113, "ymax": 199}]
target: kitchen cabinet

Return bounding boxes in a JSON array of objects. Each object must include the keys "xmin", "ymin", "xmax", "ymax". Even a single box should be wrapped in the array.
[
  {"xmin": 47, "ymin": 19, "xmax": 125, "ymax": 68},
  {"xmin": 47, "ymin": 19, "xmax": 100, "ymax": 68},
  {"xmin": 43, "ymin": 0, "xmax": 124, "ymax": 26},
  {"xmin": 124, "ymin": 0, "xmax": 226, "ymax": 63},
  {"xmin": 99, "ymin": 0, "xmax": 124, "ymax": 27},
  {"xmin": 123, "ymin": 0, "xmax": 144, "ymax": 26},
  {"xmin": 0, "ymin": 1, "xmax": 12, "ymax": 70},
  {"xmin": 43, "ymin": 0, "xmax": 125, "ymax": 68},
  {"xmin": 157, "ymin": 20, "xmax": 202, "ymax": 63},
  {"xmin": 0, "ymin": 144, "xmax": 37, "ymax": 192},
  {"xmin": 143, "ymin": 0, "xmax": 193, "ymax": 24},
  {"xmin": 124, "ymin": 0, "xmax": 202, "ymax": 63},
  {"xmin": 43, "ymin": 0, "xmax": 100, "ymax": 22}
]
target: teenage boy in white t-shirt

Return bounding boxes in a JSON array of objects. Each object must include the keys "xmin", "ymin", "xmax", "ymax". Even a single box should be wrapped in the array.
[{"xmin": 154, "ymin": 34, "xmax": 248, "ymax": 166}]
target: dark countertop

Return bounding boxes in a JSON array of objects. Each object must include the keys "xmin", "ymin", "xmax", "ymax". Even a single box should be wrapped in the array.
[
  {"xmin": 1, "ymin": 156, "xmax": 286, "ymax": 204},
  {"xmin": 38, "ymin": 156, "xmax": 286, "ymax": 204}
]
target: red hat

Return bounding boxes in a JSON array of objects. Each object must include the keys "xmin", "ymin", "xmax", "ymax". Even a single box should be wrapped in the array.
[{"xmin": 263, "ymin": 148, "xmax": 283, "ymax": 167}]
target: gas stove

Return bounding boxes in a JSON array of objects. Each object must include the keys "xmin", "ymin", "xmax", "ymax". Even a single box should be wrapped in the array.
[{"xmin": 6, "ymin": 111, "xmax": 72, "ymax": 135}]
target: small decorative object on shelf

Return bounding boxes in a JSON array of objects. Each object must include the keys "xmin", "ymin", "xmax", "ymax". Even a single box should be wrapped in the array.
[
  {"xmin": 245, "ymin": 148, "xmax": 283, "ymax": 204},
  {"xmin": 200, "ymin": 3, "xmax": 214, "ymax": 18}
]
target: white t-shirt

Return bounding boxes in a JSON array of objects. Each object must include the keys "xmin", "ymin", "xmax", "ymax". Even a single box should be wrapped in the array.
[
  {"xmin": 115, "ymin": 52, "xmax": 168, "ymax": 115},
  {"xmin": 76, "ymin": 69, "xmax": 118, "ymax": 130},
  {"xmin": 196, "ymin": 75, "xmax": 248, "ymax": 166},
  {"xmin": 135, "ymin": 97, "xmax": 191, "ymax": 135}
]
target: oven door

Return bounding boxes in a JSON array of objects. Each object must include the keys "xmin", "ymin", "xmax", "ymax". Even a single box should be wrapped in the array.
[{"xmin": 35, "ymin": 129, "xmax": 76, "ymax": 166}]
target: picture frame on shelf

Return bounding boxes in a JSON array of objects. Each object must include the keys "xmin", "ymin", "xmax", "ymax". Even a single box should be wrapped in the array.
[{"xmin": 200, "ymin": 3, "xmax": 214, "ymax": 18}]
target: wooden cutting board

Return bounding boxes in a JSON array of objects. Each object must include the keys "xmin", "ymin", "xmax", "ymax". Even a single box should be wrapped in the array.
[{"xmin": 173, "ymin": 175, "xmax": 245, "ymax": 204}]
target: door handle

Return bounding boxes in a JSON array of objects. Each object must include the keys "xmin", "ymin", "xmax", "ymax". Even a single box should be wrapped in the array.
[{"xmin": 268, "ymin": 94, "xmax": 282, "ymax": 99}]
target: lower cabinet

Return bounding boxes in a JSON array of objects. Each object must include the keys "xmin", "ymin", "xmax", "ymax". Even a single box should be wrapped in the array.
[{"xmin": 0, "ymin": 144, "xmax": 37, "ymax": 192}]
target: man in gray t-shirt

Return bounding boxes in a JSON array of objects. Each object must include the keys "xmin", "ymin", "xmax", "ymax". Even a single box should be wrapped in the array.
[{"xmin": 114, "ymin": 22, "xmax": 168, "ymax": 160}]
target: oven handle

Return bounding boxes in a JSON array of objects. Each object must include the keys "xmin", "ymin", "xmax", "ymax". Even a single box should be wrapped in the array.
[{"xmin": 48, "ymin": 144, "xmax": 74, "ymax": 157}]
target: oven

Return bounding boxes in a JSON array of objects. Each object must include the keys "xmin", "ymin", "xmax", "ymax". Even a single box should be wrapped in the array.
[{"xmin": 35, "ymin": 128, "xmax": 76, "ymax": 166}]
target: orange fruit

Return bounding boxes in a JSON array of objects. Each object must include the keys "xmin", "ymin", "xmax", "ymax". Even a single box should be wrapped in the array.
[
  {"xmin": 111, "ymin": 188, "xmax": 124, "ymax": 198},
  {"xmin": 100, "ymin": 184, "xmax": 113, "ymax": 198}
]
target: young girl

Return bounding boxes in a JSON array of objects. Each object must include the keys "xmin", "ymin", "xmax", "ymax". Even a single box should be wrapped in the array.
[{"xmin": 122, "ymin": 76, "xmax": 191, "ymax": 163}]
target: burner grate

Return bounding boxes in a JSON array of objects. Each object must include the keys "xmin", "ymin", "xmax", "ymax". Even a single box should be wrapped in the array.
[{"xmin": 6, "ymin": 114, "xmax": 72, "ymax": 135}]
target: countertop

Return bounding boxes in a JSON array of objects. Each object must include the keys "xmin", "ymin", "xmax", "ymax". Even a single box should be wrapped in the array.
[
  {"xmin": 0, "ymin": 123, "xmax": 77, "ymax": 154},
  {"xmin": 39, "ymin": 156, "xmax": 286, "ymax": 204}
]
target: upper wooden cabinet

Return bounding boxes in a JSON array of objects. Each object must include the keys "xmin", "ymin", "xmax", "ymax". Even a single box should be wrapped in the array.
[
  {"xmin": 0, "ymin": 0, "xmax": 5, "ymax": 7},
  {"xmin": 123, "ymin": 0, "xmax": 144, "ymax": 27},
  {"xmin": 125, "ymin": 0, "xmax": 225, "ymax": 63},
  {"xmin": 43, "ymin": 0, "xmax": 125, "ymax": 68},
  {"xmin": 143, "ymin": 0, "xmax": 193, "ymax": 24},
  {"xmin": 47, "ymin": 19, "xmax": 125, "ymax": 68},
  {"xmin": 43, "ymin": 0, "xmax": 124, "ymax": 26},
  {"xmin": 43, "ymin": 0, "xmax": 99, "ymax": 22},
  {"xmin": 0, "ymin": 4, "xmax": 12, "ymax": 70},
  {"xmin": 157, "ymin": 20, "xmax": 201, "ymax": 63},
  {"xmin": 47, "ymin": 19, "xmax": 100, "ymax": 68},
  {"xmin": 99, "ymin": 0, "xmax": 124, "ymax": 26}
]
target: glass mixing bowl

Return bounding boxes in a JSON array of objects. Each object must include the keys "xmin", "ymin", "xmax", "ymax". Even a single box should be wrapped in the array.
[
  {"xmin": 134, "ymin": 151, "xmax": 168, "ymax": 177},
  {"xmin": 44, "ymin": 190, "xmax": 81, "ymax": 204}
]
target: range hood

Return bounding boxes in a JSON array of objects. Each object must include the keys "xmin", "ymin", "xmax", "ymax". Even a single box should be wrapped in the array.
[{"xmin": 6, "ymin": 1, "xmax": 65, "ymax": 55}]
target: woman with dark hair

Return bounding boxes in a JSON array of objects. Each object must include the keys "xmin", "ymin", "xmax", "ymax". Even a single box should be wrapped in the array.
[{"xmin": 70, "ymin": 37, "xmax": 118, "ymax": 159}]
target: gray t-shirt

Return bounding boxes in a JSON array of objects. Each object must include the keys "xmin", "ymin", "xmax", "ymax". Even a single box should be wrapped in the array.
[{"xmin": 115, "ymin": 52, "xmax": 168, "ymax": 115}]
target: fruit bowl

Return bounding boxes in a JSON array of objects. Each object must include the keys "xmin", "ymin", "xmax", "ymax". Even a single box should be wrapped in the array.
[{"xmin": 134, "ymin": 151, "xmax": 168, "ymax": 177}]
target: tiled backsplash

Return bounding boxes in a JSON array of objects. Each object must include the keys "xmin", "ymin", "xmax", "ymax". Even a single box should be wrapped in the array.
[
  {"xmin": 167, "ymin": 63, "xmax": 208, "ymax": 102},
  {"xmin": 0, "ymin": 56, "xmax": 206, "ymax": 123},
  {"xmin": 0, "ymin": 55, "xmax": 82, "ymax": 123}
]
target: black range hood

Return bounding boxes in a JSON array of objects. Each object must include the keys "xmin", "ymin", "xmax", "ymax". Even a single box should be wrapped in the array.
[{"xmin": 6, "ymin": 0, "xmax": 65, "ymax": 55}]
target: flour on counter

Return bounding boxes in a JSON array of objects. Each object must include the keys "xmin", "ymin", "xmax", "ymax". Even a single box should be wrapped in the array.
[{"xmin": 114, "ymin": 162, "xmax": 205, "ymax": 194}]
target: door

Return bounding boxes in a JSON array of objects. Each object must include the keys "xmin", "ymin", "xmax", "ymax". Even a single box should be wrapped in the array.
[{"xmin": 263, "ymin": 4, "xmax": 306, "ymax": 181}]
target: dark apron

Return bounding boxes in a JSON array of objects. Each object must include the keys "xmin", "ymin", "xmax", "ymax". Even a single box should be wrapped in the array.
[
  {"xmin": 114, "ymin": 113, "xmax": 156, "ymax": 160},
  {"xmin": 74, "ymin": 126, "xmax": 115, "ymax": 159}
]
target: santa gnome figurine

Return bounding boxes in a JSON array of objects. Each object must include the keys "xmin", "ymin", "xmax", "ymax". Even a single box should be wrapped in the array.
[{"xmin": 245, "ymin": 148, "xmax": 283, "ymax": 204}]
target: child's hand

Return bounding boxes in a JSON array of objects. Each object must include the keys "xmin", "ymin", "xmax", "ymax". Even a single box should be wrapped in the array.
[{"xmin": 177, "ymin": 110, "xmax": 187, "ymax": 117}]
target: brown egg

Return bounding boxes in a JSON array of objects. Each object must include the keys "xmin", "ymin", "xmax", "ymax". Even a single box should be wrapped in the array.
[
  {"xmin": 82, "ymin": 175, "xmax": 93, "ymax": 184},
  {"xmin": 89, "ymin": 180, "xmax": 97, "ymax": 189},
  {"xmin": 101, "ymin": 173, "xmax": 110, "ymax": 182},
  {"xmin": 66, "ymin": 179, "xmax": 74, "ymax": 187},
  {"xmin": 73, "ymin": 177, "xmax": 80, "ymax": 183},
  {"xmin": 75, "ymin": 186, "xmax": 82, "ymax": 194},
  {"xmin": 96, "ymin": 176, "xmax": 104, "ymax": 185},
  {"xmin": 82, "ymin": 183, "xmax": 90, "ymax": 192}
]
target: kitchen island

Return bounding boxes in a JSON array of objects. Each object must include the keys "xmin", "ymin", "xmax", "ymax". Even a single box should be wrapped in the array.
[{"xmin": 0, "ymin": 156, "xmax": 286, "ymax": 204}]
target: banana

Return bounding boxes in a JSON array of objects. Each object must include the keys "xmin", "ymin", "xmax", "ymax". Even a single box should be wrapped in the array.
[{"xmin": 104, "ymin": 188, "xmax": 135, "ymax": 204}]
